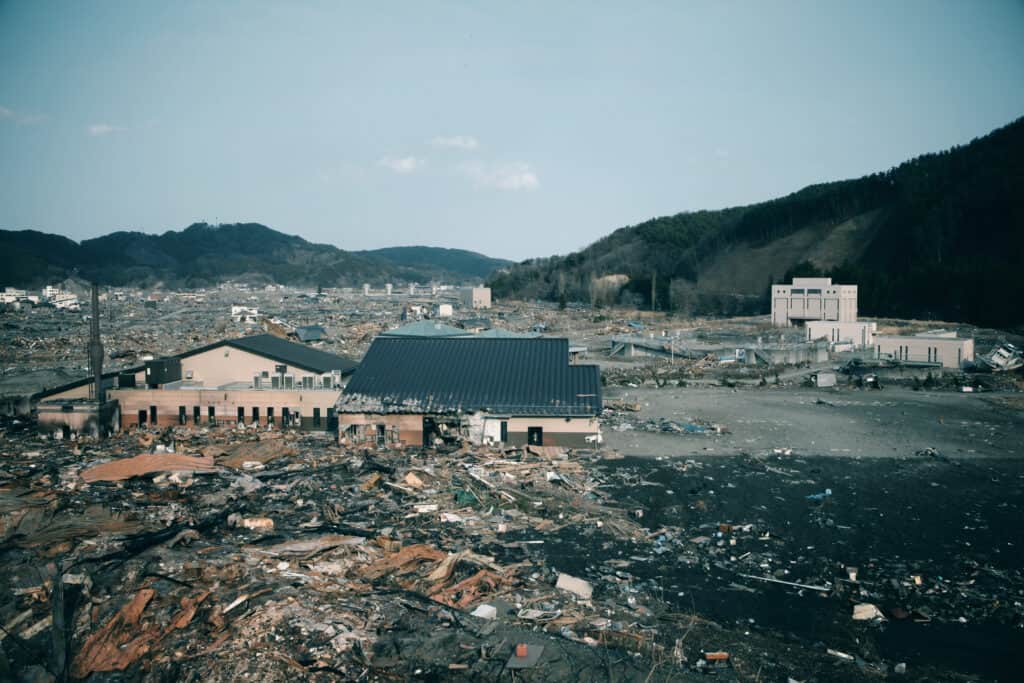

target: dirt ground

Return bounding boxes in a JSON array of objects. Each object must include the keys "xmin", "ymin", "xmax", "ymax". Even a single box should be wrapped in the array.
[{"xmin": 603, "ymin": 385, "xmax": 1024, "ymax": 459}]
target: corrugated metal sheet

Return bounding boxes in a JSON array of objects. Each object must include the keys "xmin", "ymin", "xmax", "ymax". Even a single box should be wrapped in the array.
[{"xmin": 338, "ymin": 337, "xmax": 601, "ymax": 416}]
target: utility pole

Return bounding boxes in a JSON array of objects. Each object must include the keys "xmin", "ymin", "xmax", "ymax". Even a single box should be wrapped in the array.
[{"xmin": 88, "ymin": 283, "xmax": 104, "ymax": 405}]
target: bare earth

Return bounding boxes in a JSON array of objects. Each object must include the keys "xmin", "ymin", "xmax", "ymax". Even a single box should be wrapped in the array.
[{"xmin": 603, "ymin": 386, "xmax": 1024, "ymax": 459}]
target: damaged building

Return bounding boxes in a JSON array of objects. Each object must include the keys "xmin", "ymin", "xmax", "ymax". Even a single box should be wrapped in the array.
[
  {"xmin": 771, "ymin": 277, "xmax": 858, "ymax": 326},
  {"xmin": 337, "ymin": 337, "xmax": 602, "ymax": 448},
  {"xmin": 108, "ymin": 334, "xmax": 357, "ymax": 431}
]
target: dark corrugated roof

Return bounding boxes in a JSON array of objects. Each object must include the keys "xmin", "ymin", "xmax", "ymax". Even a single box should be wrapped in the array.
[
  {"xmin": 180, "ymin": 334, "xmax": 357, "ymax": 375},
  {"xmin": 338, "ymin": 337, "xmax": 601, "ymax": 416}
]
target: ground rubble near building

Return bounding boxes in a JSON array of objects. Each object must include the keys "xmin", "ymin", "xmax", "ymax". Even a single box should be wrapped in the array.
[{"xmin": 0, "ymin": 419, "xmax": 1020, "ymax": 681}]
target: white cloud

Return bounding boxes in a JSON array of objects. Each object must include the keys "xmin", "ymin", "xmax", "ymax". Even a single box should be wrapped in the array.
[
  {"xmin": 88, "ymin": 123, "xmax": 125, "ymax": 137},
  {"xmin": 377, "ymin": 156, "xmax": 425, "ymax": 174},
  {"xmin": 460, "ymin": 161, "xmax": 539, "ymax": 191},
  {"xmin": 430, "ymin": 135, "xmax": 479, "ymax": 150},
  {"xmin": 0, "ymin": 105, "xmax": 45, "ymax": 125}
]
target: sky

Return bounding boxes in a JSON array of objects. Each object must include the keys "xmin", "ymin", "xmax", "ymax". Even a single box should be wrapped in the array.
[{"xmin": 1, "ymin": 1, "xmax": 1023, "ymax": 261}]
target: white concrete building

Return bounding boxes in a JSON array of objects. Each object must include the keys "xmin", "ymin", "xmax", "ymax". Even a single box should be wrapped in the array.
[
  {"xmin": 0, "ymin": 287, "xmax": 27, "ymax": 304},
  {"xmin": 51, "ymin": 292, "xmax": 80, "ymax": 311},
  {"xmin": 230, "ymin": 305, "xmax": 259, "ymax": 324},
  {"xmin": 875, "ymin": 330, "xmax": 974, "ymax": 369},
  {"xmin": 461, "ymin": 286, "xmax": 492, "ymax": 309},
  {"xmin": 804, "ymin": 320, "xmax": 877, "ymax": 348},
  {"xmin": 771, "ymin": 277, "xmax": 857, "ymax": 326},
  {"xmin": 433, "ymin": 303, "xmax": 453, "ymax": 318}
]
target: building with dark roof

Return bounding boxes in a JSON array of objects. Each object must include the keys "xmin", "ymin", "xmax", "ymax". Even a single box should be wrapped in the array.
[
  {"xmin": 337, "ymin": 337, "xmax": 601, "ymax": 448},
  {"xmin": 104, "ymin": 334, "xmax": 358, "ymax": 432},
  {"xmin": 293, "ymin": 324, "xmax": 328, "ymax": 343}
]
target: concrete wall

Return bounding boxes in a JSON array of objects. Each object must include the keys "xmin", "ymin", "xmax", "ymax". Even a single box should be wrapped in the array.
[
  {"xmin": 177, "ymin": 346, "xmax": 335, "ymax": 389},
  {"xmin": 338, "ymin": 412, "xmax": 601, "ymax": 448},
  {"xmin": 875, "ymin": 335, "xmax": 974, "ymax": 369},
  {"xmin": 109, "ymin": 387, "xmax": 342, "ymax": 430},
  {"xmin": 805, "ymin": 320, "xmax": 877, "ymax": 348}
]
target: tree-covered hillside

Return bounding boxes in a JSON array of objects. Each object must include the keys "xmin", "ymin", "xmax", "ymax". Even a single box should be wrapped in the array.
[
  {"xmin": 0, "ymin": 223, "xmax": 510, "ymax": 289},
  {"xmin": 489, "ymin": 116, "xmax": 1024, "ymax": 328}
]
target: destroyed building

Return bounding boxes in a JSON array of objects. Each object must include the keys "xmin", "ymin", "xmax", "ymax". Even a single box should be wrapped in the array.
[{"xmin": 337, "ymin": 337, "xmax": 602, "ymax": 448}]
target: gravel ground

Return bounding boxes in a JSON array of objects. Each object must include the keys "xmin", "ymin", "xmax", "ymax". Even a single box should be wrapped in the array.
[{"xmin": 603, "ymin": 385, "xmax": 1024, "ymax": 459}]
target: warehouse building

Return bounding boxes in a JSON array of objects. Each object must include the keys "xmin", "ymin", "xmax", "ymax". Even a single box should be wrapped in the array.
[
  {"xmin": 336, "ymin": 337, "xmax": 601, "ymax": 448},
  {"xmin": 874, "ymin": 330, "xmax": 974, "ymax": 369}
]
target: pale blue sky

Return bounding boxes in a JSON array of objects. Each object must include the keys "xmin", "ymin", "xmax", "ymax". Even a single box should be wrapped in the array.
[{"xmin": 2, "ymin": 1, "xmax": 1023, "ymax": 260}]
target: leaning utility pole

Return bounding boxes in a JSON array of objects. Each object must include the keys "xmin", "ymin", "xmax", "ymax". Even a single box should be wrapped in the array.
[{"xmin": 88, "ymin": 283, "xmax": 104, "ymax": 405}]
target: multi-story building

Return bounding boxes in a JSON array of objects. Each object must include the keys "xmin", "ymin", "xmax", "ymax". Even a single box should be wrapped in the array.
[{"xmin": 771, "ymin": 277, "xmax": 857, "ymax": 326}]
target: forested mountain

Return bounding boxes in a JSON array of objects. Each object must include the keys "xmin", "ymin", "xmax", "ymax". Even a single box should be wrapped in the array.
[
  {"xmin": 356, "ymin": 246, "xmax": 511, "ymax": 281},
  {"xmin": 0, "ymin": 223, "xmax": 509, "ymax": 288},
  {"xmin": 489, "ymin": 116, "xmax": 1024, "ymax": 328}
]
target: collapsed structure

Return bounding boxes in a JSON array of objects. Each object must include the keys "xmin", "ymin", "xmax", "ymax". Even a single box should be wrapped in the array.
[{"xmin": 337, "ymin": 337, "xmax": 602, "ymax": 448}]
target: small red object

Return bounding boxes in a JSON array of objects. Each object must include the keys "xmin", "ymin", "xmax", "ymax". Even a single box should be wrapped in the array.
[{"xmin": 515, "ymin": 644, "xmax": 528, "ymax": 658}]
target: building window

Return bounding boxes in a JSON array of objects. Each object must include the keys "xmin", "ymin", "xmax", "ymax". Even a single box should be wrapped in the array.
[
  {"xmin": 261, "ymin": 370, "xmax": 270, "ymax": 378},
  {"xmin": 313, "ymin": 407, "xmax": 321, "ymax": 427},
  {"xmin": 267, "ymin": 407, "xmax": 274, "ymax": 425},
  {"xmin": 284, "ymin": 375, "xmax": 295, "ymax": 389},
  {"xmin": 252, "ymin": 406, "xmax": 260, "ymax": 423},
  {"xmin": 302, "ymin": 376, "xmax": 314, "ymax": 390},
  {"xmin": 185, "ymin": 370, "xmax": 194, "ymax": 380}
]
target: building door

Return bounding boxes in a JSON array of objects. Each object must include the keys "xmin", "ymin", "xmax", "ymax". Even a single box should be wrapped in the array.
[
  {"xmin": 528, "ymin": 426, "xmax": 543, "ymax": 446},
  {"xmin": 252, "ymin": 406, "xmax": 260, "ymax": 424},
  {"xmin": 500, "ymin": 420, "xmax": 508, "ymax": 443},
  {"xmin": 208, "ymin": 406, "xmax": 215, "ymax": 423},
  {"xmin": 138, "ymin": 409, "xmax": 147, "ymax": 426},
  {"xmin": 376, "ymin": 424, "xmax": 386, "ymax": 446},
  {"xmin": 193, "ymin": 406, "xmax": 201, "ymax": 423},
  {"xmin": 149, "ymin": 405, "xmax": 157, "ymax": 424},
  {"xmin": 282, "ymin": 407, "xmax": 290, "ymax": 426},
  {"xmin": 267, "ymin": 407, "xmax": 274, "ymax": 426},
  {"xmin": 327, "ymin": 407, "xmax": 337, "ymax": 432},
  {"xmin": 237, "ymin": 406, "xmax": 245, "ymax": 424},
  {"xmin": 423, "ymin": 416, "xmax": 435, "ymax": 447}
]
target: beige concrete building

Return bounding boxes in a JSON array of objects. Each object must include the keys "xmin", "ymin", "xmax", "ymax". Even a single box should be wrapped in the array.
[
  {"xmin": 875, "ymin": 330, "xmax": 974, "ymax": 369},
  {"xmin": 461, "ymin": 286, "xmax": 492, "ymax": 309},
  {"xmin": 113, "ymin": 334, "xmax": 357, "ymax": 430},
  {"xmin": 771, "ymin": 277, "xmax": 857, "ymax": 326},
  {"xmin": 804, "ymin": 320, "xmax": 877, "ymax": 348},
  {"xmin": 38, "ymin": 335, "xmax": 357, "ymax": 433}
]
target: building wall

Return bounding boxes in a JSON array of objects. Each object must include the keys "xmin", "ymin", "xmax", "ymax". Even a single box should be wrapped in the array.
[
  {"xmin": 461, "ymin": 287, "xmax": 492, "ymax": 309},
  {"xmin": 805, "ymin": 320, "xmax": 877, "ymax": 348},
  {"xmin": 109, "ymin": 387, "xmax": 342, "ymax": 430},
  {"xmin": 875, "ymin": 335, "xmax": 974, "ymax": 369},
  {"xmin": 178, "ymin": 346, "xmax": 335, "ymax": 389},
  {"xmin": 337, "ymin": 412, "xmax": 600, "ymax": 448},
  {"xmin": 771, "ymin": 278, "xmax": 857, "ymax": 326}
]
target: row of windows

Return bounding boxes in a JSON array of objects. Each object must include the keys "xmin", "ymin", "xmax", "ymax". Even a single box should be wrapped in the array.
[{"xmin": 136, "ymin": 405, "xmax": 332, "ymax": 427}]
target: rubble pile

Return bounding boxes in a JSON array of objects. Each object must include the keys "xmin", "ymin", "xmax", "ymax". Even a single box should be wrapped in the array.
[{"xmin": 2, "ymin": 419, "xmax": 1022, "ymax": 680}]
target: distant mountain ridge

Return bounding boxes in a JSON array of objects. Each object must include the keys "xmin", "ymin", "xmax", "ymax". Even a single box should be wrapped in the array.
[
  {"xmin": 355, "ymin": 246, "xmax": 511, "ymax": 281},
  {"xmin": 0, "ymin": 223, "xmax": 511, "ymax": 288},
  {"xmin": 489, "ymin": 116, "xmax": 1024, "ymax": 328}
]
